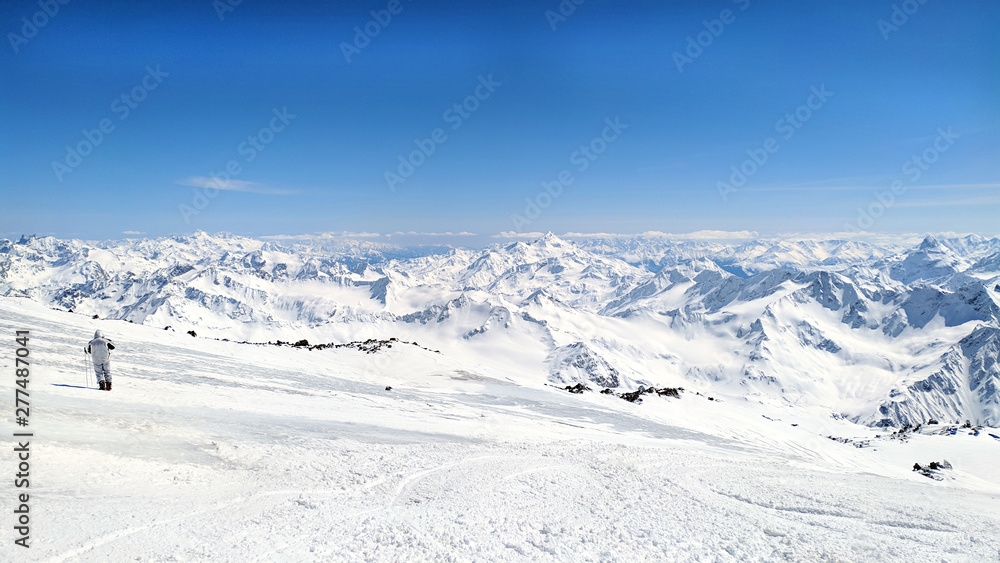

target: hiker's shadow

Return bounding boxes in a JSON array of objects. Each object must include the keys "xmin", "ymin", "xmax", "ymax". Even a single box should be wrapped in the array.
[{"xmin": 52, "ymin": 384, "xmax": 92, "ymax": 390}]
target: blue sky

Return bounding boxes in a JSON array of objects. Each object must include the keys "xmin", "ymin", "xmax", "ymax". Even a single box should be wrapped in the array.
[{"xmin": 1, "ymin": 0, "xmax": 997, "ymax": 242}]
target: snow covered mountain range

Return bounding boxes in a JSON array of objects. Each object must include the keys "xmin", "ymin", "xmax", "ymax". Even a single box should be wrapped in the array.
[{"xmin": 3, "ymin": 231, "xmax": 999, "ymax": 428}]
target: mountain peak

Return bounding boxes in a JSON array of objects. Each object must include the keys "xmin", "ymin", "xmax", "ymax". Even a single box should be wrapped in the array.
[
  {"xmin": 533, "ymin": 232, "xmax": 569, "ymax": 248},
  {"xmin": 918, "ymin": 235, "xmax": 943, "ymax": 251}
]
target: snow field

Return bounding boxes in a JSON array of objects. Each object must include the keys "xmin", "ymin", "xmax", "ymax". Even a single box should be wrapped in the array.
[{"xmin": 2, "ymin": 298, "xmax": 999, "ymax": 561}]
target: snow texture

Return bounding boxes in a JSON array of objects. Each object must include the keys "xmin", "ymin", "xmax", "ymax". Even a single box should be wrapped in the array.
[{"xmin": 2, "ymin": 298, "xmax": 999, "ymax": 560}]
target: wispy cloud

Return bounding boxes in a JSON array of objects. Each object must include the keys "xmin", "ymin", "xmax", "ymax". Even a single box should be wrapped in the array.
[
  {"xmin": 388, "ymin": 231, "xmax": 477, "ymax": 237},
  {"xmin": 122, "ymin": 230, "xmax": 145, "ymax": 235},
  {"xmin": 562, "ymin": 230, "xmax": 759, "ymax": 240},
  {"xmin": 902, "ymin": 183, "xmax": 1000, "ymax": 190},
  {"xmin": 893, "ymin": 194, "xmax": 1000, "ymax": 208},
  {"xmin": 261, "ymin": 231, "xmax": 479, "ymax": 241},
  {"xmin": 261, "ymin": 231, "xmax": 383, "ymax": 240},
  {"xmin": 495, "ymin": 231, "xmax": 546, "ymax": 239},
  {"xmin": 742, "ymin": 180, "xmax": 1000, "ymax": 193},
  {"xmin": 495, "ymin": 230, "xmax": 759, "ymax": 240},
  {"xmin": 744, "ymin": 174, "xmax": 895, "ymax": 192},
  {"xmin": 176, "ymin": 177, "xmax": 299, "ymax": 195}
]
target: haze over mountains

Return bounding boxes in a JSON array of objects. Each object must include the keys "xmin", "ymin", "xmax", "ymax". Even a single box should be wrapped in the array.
[{"xmin": 3, "ymin": 231, "xmax": 999, "ymax": 429}]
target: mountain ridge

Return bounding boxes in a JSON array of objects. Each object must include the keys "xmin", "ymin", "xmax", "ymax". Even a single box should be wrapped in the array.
[{"xmin": 3, "ymin": 231, "xmax": 999, "ymax": 427}]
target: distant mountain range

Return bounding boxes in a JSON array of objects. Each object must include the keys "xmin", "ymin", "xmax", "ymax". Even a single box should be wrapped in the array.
[{"xmin": 3, "ymin": 231, "xmax": 999, "ymax": 427}]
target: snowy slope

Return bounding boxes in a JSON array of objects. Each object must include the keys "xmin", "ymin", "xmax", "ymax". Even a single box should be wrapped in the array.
[{"xmin": 3, "ymin": 298, "xmax": 1000, "ymax": 561}]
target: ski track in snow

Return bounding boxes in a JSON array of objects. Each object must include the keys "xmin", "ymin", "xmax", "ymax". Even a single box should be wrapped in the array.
[{"xmin": 2, "ymin": 298, "xmax": 1000, "ymax": 561}]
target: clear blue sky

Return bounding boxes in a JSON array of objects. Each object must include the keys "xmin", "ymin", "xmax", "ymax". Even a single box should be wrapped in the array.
[{"xmin": 1, "ymin": 0, "xmax": 997, "ymax": 241}]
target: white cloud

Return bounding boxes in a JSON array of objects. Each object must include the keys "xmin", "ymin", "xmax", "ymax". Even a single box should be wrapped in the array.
[
  {"xmin": 560, "ymin": 232, "xmax": 634, "ymax": 238},
  {"xmin": 495, "ymin": 231, "xmax": 546, "ymax": 239},
  {"xmin": 745, "ymin": 181, "xmax": 1000, "ymax": 193},
  {"xmin": 892, "ymin": 195, "xmax": 1000, "ymax": 208},
  {"xmin": 669, "ymin": 230, "xmax": 759, "ymax": 240},
  {"xmin": 261, "ymin": 231, "xmax": 383, "ymax": 240},
  {"xmin": 388, "ymin": 231, "xmax": 477, "ymax": 237},
  {"xmin": 552, "ymin": 230, "xmax": 760, "ymax": 240},
  {"xmin": 122, "ymin": 230, "xmax": 146, "ymax": 236},
  {"xmin": 176, "ymin": 177, "xmax": 299, "ymax": 195}
]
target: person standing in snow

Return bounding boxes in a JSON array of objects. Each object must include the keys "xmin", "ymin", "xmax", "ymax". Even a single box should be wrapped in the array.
[{"xmin": 85, "ymin": 330, "xmax": 116, "ymax": 391}]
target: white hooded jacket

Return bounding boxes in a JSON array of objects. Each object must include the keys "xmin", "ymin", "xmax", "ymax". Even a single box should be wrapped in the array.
[{"xmin": 86, "ymin": 330, "xmax": 115, "ymax": 364}]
